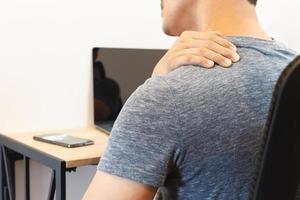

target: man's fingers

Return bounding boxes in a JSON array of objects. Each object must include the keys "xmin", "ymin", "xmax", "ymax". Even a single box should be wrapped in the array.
[
  {"xmin": 181, "ymin": 30, "xmax": 222, "ymax": 38},
  {"xmin": 179, "ymin": 40, "xmax": 240, "ymax": 62},
  {"xmin": 208, "ymin": 34, "xmax": 237, "ymax": 51},
  {"xmin": 209, "ymin": 31, "xmax": 222, "ymax": 36},
  {"xmin": 153, "ymin": 30, "xmax": 242, "ymax": 77},
  {"xmin": 190, "ymin": 48, "xmax": 233, "ymax": 67},
  {"xmin": 176, "ymin": 48, "xmax": 232, "ymax": 68},
  {"xmin": 173, "ymin": 55, "xmax": 215, "ymax": 69},
  {"xmin": 200, "ymin": 40, "xmax": 240, "ymax": 62},
  {"xmin": 181, "ymin": 31, "xmax": 236, "ymax": 50}
]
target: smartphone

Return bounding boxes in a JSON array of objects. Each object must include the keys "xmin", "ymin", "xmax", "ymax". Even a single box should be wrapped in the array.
[{"xmin": 33, "ymin": 133, "xmax": 94, "ymax": 148}]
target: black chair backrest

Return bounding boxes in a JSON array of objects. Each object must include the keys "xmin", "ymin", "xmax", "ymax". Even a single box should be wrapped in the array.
[{"xmin": 250, "ymin": 56, "xmax": 300, "ymax": 200}]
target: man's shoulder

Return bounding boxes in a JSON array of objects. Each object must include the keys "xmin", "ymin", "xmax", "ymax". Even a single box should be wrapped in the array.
[
  {"xmin": 137, "ymin": 41, "xmax": 297, "ymax": 104},
  {"xmin": 153, "ymin": 65, "xmax": 211, "ymax": 83},
  {"xmin": 121, "ymin": 74, "xmax": 179, "ymax": 117},
  {"xmin": 228, "ymin": 37, "xmax": 297, "ymax": 66},
  {"xmin": 136, "ymin": 67, "xmax": 198, "ymax": 97},
  {"xmin": 134, "ymin": 75, "xmax": 174, "ymax": 101}
]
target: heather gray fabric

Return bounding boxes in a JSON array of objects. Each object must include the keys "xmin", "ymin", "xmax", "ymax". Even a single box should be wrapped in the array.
[{"xmin": 97, "ymin": 36, "xmax": 297, "ymax": 200}]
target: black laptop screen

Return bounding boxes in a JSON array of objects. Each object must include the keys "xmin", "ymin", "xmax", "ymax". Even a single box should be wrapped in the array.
[{"xmin": 93, "ymin": 48, "xmax": 166, "ymax": 128}]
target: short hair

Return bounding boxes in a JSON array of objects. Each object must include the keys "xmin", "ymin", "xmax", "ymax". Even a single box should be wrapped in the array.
[{"xmin": 248, "ymin": 0, "xmax": 257, "ymax": 5}]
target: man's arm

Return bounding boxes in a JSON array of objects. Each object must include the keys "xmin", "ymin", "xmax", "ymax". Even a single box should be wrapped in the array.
[
  {"xmin": 83, "ymin": 171, "xmax": 157, "ymax": 200},
  {"xmin": 84, "ymin": 76, "xmax": 180, "ymax": 200}
]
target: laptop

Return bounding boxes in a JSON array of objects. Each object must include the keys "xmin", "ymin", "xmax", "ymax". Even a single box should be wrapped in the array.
[{"xmin": 93, "ymin": 47, "xmax": 167, "ymax": 134}]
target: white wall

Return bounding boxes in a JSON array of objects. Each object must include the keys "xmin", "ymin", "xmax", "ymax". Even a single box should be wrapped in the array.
[
  {"xmin": 0, "ymin": 0, "xmax": 174, "ymax": 134},
  {"xmin": 0, "ymin": 0, "xmax": 299, "ymax": 199},
  {"xmin": 257, "ymin": 0, "xmax": 300, "ymax": 52}
]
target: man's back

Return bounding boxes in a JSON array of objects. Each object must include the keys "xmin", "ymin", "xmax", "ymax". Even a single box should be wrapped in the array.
[{"xmin": 98, "ymin": 37, "xmax": 297, "ymax": 200}]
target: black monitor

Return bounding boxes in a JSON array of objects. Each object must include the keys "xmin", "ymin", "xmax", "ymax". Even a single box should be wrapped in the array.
[{"xmin": 92, "ymin": 47, "xmax": 167, "ymax": 134}]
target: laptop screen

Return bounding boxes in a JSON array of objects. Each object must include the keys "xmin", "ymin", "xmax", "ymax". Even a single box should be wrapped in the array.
[{"xmin": 93, "ymin": 48, "xmax": 166, "ymax": 131}]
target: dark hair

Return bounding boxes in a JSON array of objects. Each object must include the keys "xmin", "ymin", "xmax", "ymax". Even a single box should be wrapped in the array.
[{"xmin": 248, "ymin": 0, "xmax": 257, "ymax": 5}]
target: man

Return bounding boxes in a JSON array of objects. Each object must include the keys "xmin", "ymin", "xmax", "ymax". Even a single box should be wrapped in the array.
[{"xmin": 84, "ymin": 0, "xmax": 297, "ymax": 199}]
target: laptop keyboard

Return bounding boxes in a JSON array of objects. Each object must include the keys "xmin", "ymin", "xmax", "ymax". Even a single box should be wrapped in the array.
[{"xmin": 96, "ymin": 121, "xmax": 115, "ymax": 133}]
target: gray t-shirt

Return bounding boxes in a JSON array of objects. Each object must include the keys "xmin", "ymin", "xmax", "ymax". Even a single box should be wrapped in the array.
[{"xmin": 97, "ymin": 37, "xmax": 297, "ymax": 200}]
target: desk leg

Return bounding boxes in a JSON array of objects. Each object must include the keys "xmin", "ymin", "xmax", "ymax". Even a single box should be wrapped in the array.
[
  {"xmin": 2, "ymin": 147, "xmax": 15, "ymax": 200},
  {"xmin": 24, "ymin": 156, "xmax": 30, "ymax": 200},
  {"xmin": 47, "ymin": 170, "xmax": 55, "ymax": 200},
  {"xmin": 0, "ymin": 145, "xmax": 5, "ymax": 200},
  {"xmin": 55, "ymin": 162, "xmax": 66, "ymax": 200}
]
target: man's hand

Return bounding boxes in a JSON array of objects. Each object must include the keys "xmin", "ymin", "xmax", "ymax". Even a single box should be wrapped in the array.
[{"xmin": 152, "ymin": 31, "xmax": 240, "ymax": 77}]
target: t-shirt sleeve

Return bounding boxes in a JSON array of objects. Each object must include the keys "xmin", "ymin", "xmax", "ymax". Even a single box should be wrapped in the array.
[{"xmin": 97, "ymin": 76, "xmax": 181, "ymax": 187}]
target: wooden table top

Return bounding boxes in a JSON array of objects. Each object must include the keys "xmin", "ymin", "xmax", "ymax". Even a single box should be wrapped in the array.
[{"xmin": 1, "ymin": 127, "xmax": 109, "ymax": 168}]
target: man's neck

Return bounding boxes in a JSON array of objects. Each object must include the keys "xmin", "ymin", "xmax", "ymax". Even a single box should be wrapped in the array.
[{"xmin": 195, "ymin": 0, "xmax": 271, "ymax": 40}]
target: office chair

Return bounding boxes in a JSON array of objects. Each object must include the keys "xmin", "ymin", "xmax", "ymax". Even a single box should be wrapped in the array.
[{"xmin": 249, "ymin": 56, "xmax": 300, "ymax": 200}]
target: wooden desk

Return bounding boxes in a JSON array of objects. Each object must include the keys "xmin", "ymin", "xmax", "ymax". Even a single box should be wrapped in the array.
[{"xmin": 0, "ymin": 127, "xmax": 109, "ymax": 200}]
